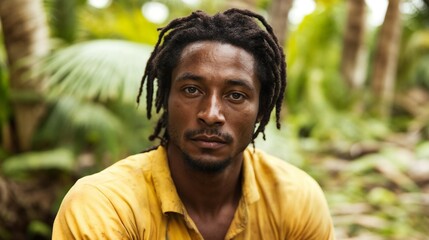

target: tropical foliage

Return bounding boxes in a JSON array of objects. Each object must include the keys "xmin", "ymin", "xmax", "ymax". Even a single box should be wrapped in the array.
[{"xmin": 0, "ymin": 0, "xmax": 429, "ymax": 239}]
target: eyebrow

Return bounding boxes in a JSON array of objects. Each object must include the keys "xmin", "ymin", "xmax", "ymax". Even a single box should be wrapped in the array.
[
  {"xmin": 226, "ymin": 79, "xmax": 255, "ymax": 91},
  {"xmin": 175, "ymin": 72, "xmax": 203, "ymax": 82},
  {"xmin": 175, "ymin": 72, "xmax": 256, "ymax": 91}
]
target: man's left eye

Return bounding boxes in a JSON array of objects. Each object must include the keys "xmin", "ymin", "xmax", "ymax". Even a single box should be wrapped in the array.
[{"xmin": 229, "ymin": 92, "xmax": 245, "ymax": 101}]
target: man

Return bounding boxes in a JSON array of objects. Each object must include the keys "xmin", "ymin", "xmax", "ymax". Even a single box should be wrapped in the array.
[{"xmin": 53, "ymin": 8, "xmax": 335, "ymax": 239}]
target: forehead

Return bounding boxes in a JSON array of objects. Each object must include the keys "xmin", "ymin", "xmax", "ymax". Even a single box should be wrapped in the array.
[
  {"xmin": 180, "ymin": 41, "xmax": 250, "ymax": 56},
  {"xmin": 177, "ymin": 41, "xmax": 256, "ymax": 73}
]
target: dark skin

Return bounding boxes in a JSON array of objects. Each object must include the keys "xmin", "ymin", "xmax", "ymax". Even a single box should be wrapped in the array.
[{"xmin": 167, "ymin": 41, "xmax": 261, "ymax": 240}]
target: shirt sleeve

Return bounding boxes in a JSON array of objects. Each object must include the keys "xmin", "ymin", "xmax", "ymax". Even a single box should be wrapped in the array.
[{"xmin": 52, "ymin": 183, "xmax": 131, "ymax": 240}]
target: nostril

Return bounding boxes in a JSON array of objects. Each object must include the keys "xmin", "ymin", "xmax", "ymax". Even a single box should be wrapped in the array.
[
  {"xmin": 198, "ymin": 111, "xmax": 225, "ymax": 126},
  {"xmin": 197, "ymin": 105, "xmax": 225, "ymax": 126}
]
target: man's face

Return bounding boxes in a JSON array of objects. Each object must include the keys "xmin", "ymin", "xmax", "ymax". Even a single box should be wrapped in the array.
[{"xmin": 167, "ymin": 41, "xmax": 260, "ymax": 173}]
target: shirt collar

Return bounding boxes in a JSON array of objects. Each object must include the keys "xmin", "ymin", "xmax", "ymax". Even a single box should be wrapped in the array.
[
  {"xmin": 242, "ymin": 148, "xmax": 260, "ymax": 204},
  {"xmin": 151, "ymin": 146, "xmax": 260, "ymax": 215},
  {"xmin": 151, "ymin": 146, "xmax": 185, "ymax": 214}
]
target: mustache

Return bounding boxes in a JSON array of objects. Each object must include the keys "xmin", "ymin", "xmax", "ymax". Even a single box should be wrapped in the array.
[{"xmin": 185, "ymin": 128, "xmax": 233, "ymax": 143}]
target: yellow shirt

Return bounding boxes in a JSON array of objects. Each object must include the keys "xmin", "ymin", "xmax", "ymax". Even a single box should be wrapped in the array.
[{"xmin": 53, "ymin": 146, "xmax": 334, "ymax": 239}]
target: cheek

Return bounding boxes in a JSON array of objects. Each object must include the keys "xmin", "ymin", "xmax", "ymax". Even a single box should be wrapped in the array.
[
  {"xmin": 167, "ymin": 100, "xmax": 191, "ymax": 116},
  {"xmin": 230, "ymin": 107, "xmax": 258, "ymax": 135},
  {"xmin": 167, "ymin": 97, "xmax": 193, "ymax": 129},
  {"xmin": 167, "ymin": 104, "xmax": 185, "ymax": 143}
]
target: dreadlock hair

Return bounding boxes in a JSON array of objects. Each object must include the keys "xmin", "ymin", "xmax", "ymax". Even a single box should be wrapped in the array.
[{"xmin": 137, "ymin": 8, "xmax": 286, "ymax": 146}]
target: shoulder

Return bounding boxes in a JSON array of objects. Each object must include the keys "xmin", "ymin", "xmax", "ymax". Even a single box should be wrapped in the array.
[
  {"xmin": 246, "ymin": 148, "xmax": 319, "ymax": 190},
  {"xmin": 67, "ymin": 146, "xmax": 166, "ymax": 206},
  {"xmin": 52, "ymin": 147, "xmax": 165, "ymax": 239},
  {"xmin": 74, "ymin": 146, "xmax": 165, "ymax": 194},
  {"xmin": 84, "ymin": 147, "xmax": 162, "ymax": 181},
  {"xmin": 245, "ymin": 148, "xmax": 335, "ymax": 239}
]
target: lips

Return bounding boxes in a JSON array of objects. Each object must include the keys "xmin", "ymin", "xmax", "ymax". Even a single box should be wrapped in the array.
[
  {"xmin": 192, "ymin": 134, "xmax": 226, "ymax": 143},
  {"xmin": 190, "ymin": 135, "xmax": 228, "ymax": 149}
]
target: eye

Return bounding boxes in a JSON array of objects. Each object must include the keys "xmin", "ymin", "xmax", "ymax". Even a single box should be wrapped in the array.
[
  {"xmin": 227, "ymin": 92, "xmax": 246, "ymax": 102},
  {"xmin": 183, "ymin": 86, "xmax": 201, "ymax": 96}
]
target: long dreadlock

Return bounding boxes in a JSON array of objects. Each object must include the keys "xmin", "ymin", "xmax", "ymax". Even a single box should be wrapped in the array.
[{"xmin": 137, "ymin": 8, "xmax": 286, "ymax": 146}]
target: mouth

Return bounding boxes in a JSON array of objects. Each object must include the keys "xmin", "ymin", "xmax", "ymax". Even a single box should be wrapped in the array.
[{"xmin": 190, "ymin": 135, "xmax": 228, "ymax": 149}]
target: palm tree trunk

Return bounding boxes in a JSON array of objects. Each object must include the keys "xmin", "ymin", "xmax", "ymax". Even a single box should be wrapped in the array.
[
  {"xmin": 341, "ymin": 0, "xmax": 367, "ymax": 89},
  {"xmin": 370, "ymin": 0, "xmax": 402, "ymax": 118},
  {"xmin": 0, "ymin": 0, "xmax": 50, "ymax": 152},
  {"xmin": 268, "ymin": 0, "xmax": 293, "ymax": 46}
]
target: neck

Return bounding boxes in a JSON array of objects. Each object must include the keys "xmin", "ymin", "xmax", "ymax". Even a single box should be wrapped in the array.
[{"xmin": 167, "ymin": 145, "xmax": 243, "ymax": 215}]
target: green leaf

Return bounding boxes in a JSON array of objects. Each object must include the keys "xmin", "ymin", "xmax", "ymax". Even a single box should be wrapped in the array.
[
  {"xmin": 79, "ymin": 6, "xmax": 159, "ymax": 44},
  {"xmin": 416, "ymin": 141, "xmax": 429, "ymax": 158},
  {"xmin": 2, "ymin": 148, "xmax": 75, "ymax": 176},
  {"xmin": 28, "ymin": 220, "xmax": 51, "ymax": 238},
  {"xmin": 367, "ymin": 187, "xmax": 397, "ymax": 206},
  {"xmin": 38, "ymin": 39, "xmax": 152, "ymax": 103}
]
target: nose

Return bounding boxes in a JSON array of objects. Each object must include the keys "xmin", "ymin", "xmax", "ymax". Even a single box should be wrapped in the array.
[{"xmin": 197, "ymin": 94, "xmax": 225, "ymax": 126}]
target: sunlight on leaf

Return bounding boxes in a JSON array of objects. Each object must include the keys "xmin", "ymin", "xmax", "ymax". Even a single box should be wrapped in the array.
[{"xmin": 39, "ymin": 40, "xmax": 152, "ymax": 103}]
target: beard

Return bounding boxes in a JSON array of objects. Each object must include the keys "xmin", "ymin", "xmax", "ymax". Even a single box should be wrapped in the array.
[
  {"xmin": 182, "ymin": 149, "xmax": 233, "ymax": 174},
  {"xmin": 168, "ymin": 127, "xmax": 236, "ymax": 174},
  {"xmin": 183, "ymin": 128, "xmax": 234, "ymax": 173}
]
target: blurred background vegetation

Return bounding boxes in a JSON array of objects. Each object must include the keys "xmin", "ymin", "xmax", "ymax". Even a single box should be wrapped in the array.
[{"xmin": 0, "ymin": 0, "xmax": 428, "ymax": 239}]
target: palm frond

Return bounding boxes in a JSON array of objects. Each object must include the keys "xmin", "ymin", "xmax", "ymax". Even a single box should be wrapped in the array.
[
  {"xmin": 39, "ymin": 39, "xmax": 152, "ymax": 103},
  {"xmin": 1, "ymin": 148, "xmax": 74, "ymax": 177},
  {"xmin": 36, "ymin": 97, "xmax": 127, "ymax": 157},
  {"xmin": 41, "ymin": 96, "xmax": 124, "ymax": 135}
]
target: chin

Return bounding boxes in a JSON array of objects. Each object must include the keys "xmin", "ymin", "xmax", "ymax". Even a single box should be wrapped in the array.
[{"xmin": 182, "ymin": 152, "xmax": 233, "ymax": 174}]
